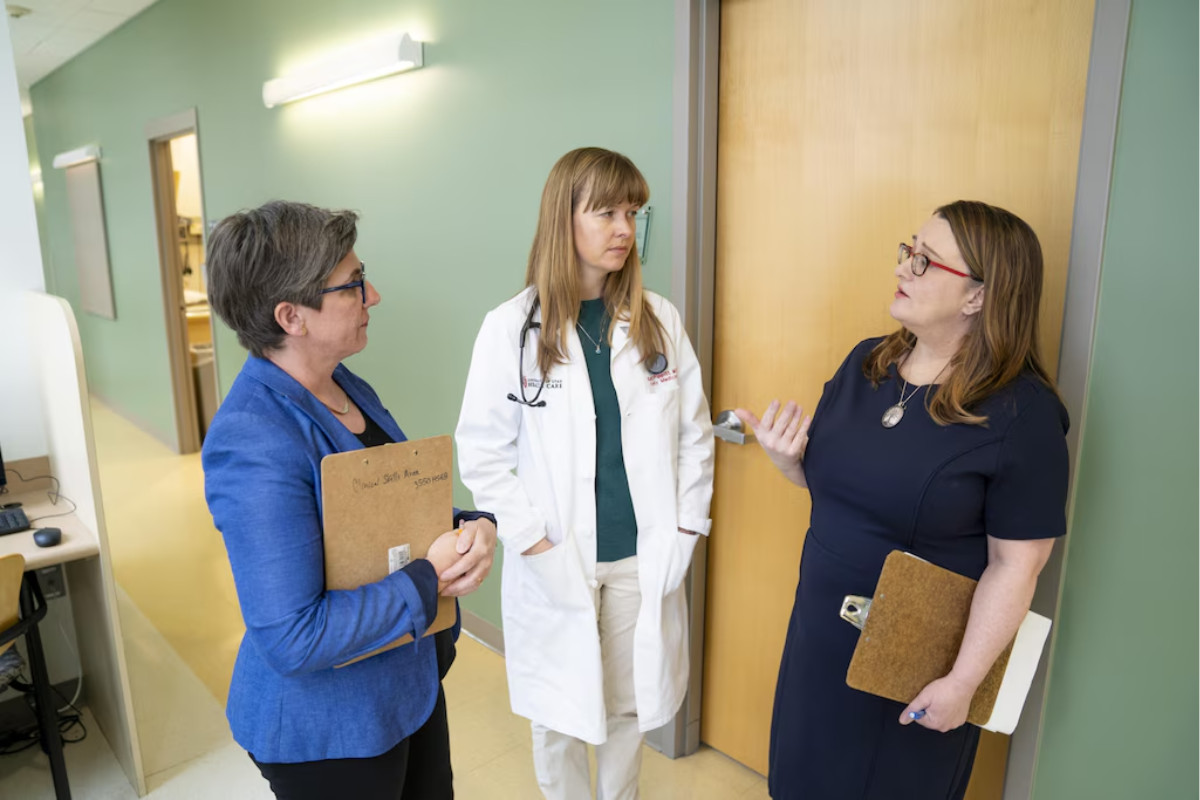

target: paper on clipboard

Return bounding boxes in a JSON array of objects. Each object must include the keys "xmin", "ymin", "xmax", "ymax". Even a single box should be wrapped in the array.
[{"xmin": 321, "ymin": 434, "xmax": 457, "ymax": 667}]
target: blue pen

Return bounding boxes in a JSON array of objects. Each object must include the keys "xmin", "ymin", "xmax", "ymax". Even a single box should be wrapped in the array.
[{"xmin": 908, "ymin": 709, "xmax": 927, "ymax": 721}]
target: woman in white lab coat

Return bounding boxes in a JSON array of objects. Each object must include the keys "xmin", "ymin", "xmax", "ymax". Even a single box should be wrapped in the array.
[{"xmin": 456, "ymin": 147, "xmax": 714, "ymax": 800}]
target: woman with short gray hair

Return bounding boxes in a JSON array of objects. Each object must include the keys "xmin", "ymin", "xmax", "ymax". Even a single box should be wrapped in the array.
[{"xmin": 202, "ymin": 200, "xmax": 497, "ymax": 800}]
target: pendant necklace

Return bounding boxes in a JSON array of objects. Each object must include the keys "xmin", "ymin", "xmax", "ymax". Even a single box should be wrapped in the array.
[
  {"xmin": 576, "ymin": 318, "xmax": 607, "ymax": 354},
  {"xmin": 881, "ymin": 360, "xmax": 950, "ymax": 429}
]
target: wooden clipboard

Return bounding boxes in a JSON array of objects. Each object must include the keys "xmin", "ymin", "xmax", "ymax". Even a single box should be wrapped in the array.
[
  {"xmin": 321, "ymin": 434, "xmax": 457, "ymax": 667},
  {"xmin": 843, "ymin": 550, "xmax": 1051, "ymax": 733}
]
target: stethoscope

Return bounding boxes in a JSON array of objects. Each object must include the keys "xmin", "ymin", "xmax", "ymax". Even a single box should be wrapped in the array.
[
  {"xmin": 507, "ymin": 299, "xmax": 548, "ymax": 408},
  {"xmin": 506, "ymin": 297, "xmax": 669, "ymax": 409}
]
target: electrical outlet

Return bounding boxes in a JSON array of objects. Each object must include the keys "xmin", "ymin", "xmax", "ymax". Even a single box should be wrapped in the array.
[{"xmin": 35, "ymin": 565, "xmax": 66, "ymax": 599}]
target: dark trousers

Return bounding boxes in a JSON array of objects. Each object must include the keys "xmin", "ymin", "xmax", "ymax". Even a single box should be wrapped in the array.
[
  {"xmin": 252, "ymin": 631, "xmax": 457, "ymax": 800},
  {"xmin": 251, "ymin": 683, "xmax": 453, "ymax": 800}
]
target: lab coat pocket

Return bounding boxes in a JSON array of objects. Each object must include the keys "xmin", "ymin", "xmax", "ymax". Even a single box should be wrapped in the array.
[
  {"xmin": 629, "ymin": 383, "xmax": 680, "ymax": 455},
  {"xmin": 661, "ymin": 530, "xmax": 700, "ymax": 596},
  {"xmin": 521, "ymin": 543, "xmax": 587, "ymax": 609},
  {"xmin": 641, "ymin": 378, "xmax": 680, "ymax": 409}
]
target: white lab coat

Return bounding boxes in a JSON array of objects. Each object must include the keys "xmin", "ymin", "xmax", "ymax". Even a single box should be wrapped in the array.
[{"xmin": 455, "ymin": 287, "xmax": 715, "ymax": 744}]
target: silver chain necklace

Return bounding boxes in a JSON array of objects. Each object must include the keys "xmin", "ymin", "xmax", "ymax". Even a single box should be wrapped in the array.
[
  {"xmin": 576, "ymin": 319, "xmax": 606, "ymax": 354},
  {"xmin": 881, "ymin": 360, "xmax": 950, "ymax": 428}
]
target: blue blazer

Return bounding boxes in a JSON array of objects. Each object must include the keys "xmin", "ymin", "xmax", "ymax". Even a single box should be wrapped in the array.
[{"xmin": 202, "ymin": 356, "xmax": 469, "ymax": 763}]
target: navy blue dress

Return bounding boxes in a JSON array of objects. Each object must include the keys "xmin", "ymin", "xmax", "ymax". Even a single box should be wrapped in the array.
[{"xmin": 767, "ymin": 338, "xmax": 1069, "ymax": 800}]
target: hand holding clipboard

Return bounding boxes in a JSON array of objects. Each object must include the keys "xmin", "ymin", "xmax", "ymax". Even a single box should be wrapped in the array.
[
  {"xmin": 321, "ymin": 435, "xmax": 458, "ymax": 667},
  {"xmin": 840, "ymin": 551, "xmax": 1052, "ymax": 734}
]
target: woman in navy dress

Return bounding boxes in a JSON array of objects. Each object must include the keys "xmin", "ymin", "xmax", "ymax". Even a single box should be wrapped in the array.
[{"xmin": 737, "ymin": 201, "xmax": 1069, "ymax": 799}]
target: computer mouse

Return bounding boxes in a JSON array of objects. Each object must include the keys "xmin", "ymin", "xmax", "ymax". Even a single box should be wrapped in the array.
[{"xmin": 33, "ymin": 527, "xmax": 62, "ymax": 548}]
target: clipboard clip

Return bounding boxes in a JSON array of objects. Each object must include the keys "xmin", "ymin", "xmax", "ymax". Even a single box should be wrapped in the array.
[{"xmin": 840, "ymin": 595, "xmax": 872, "ymax": 630}]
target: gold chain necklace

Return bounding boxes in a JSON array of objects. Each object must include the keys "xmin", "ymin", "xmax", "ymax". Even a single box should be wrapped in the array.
[{"xmin": 321, "ymin": 389, "xmax": 350, "ymax": 415}]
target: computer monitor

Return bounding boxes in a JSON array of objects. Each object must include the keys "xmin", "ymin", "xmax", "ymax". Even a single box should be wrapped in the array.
[{"xmin": 0, "ymin": 442, "xmax": 6, "ymax": 493}]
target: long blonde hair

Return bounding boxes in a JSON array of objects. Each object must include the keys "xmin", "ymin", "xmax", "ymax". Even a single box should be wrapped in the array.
[
  {"xmin": 863, "ymin": 200, "xmax": 1057, "ymax": 425},
  {"xmin": 525, "ymin": 147, "xmax": 666, "ymax": 375}
]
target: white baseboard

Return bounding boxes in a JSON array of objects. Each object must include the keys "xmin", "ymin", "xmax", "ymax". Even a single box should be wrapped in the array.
[{"xmin": 460, "ymin": 609, "xmax": 504, "ymax": 656}]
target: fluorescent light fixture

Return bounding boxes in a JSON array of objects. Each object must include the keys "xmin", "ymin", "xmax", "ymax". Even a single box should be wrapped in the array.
[
  {"xmin": 52, "ymin": 145, "xmax": 101, "ymax": 169},
  {"xmin": 262, "ymin": 32, "xmax": 424, "ymax": 108}
]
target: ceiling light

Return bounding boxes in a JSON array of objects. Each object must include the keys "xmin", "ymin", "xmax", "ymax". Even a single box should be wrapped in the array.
[{"xmin": 262, "ymin": 32, "xmax": 424, "ymax": 109}]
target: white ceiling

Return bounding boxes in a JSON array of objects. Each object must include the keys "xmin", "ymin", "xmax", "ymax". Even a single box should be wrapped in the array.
[{"xmin": 7, "ymin": 0, "xmax": 160, "ymax": 111}]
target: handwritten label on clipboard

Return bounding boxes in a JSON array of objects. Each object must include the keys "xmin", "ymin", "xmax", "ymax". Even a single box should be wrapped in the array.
[{"xmin": 321, "ymin": 435, "xmax": 456, "ymax": 667}]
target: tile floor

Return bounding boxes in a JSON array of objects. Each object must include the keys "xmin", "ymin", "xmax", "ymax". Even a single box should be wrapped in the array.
[{"xmin": 0, "ymin": 400, "xmax": 769, "ymax": 798}]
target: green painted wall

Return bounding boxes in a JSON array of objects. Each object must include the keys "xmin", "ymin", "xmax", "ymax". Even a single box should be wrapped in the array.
[
  {"xmin": 1032, "ymin": 1, "xmax": 1198, "ymax": 796},
  {"xmin": 31, "ymin": 0, "xmax": 677, "ymax": 629}
]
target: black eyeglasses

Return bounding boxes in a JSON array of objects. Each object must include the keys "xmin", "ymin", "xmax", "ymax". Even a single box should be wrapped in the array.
[
  {"xmin": 897, "ymin": 242, "xmax": 979, "ymax": 281},
  {"xmin": 320, "ymin": 262, "xmax": 367, "ymax": 304}
]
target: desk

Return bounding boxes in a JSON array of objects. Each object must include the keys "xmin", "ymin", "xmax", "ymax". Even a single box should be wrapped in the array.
[
  {"xmin": 0, "ymin": 467, "xmax": 142, "ymax": 796},
  {"xmin": 1, "ymin": 480, "xmax": 102, "ymax": 800},
  {"xmin": 0, "ymin": 488, "xmax": 100, "ymax": 570},
  {"xmin": 1, "ymin": 478, "xmax": 143, "ymax": 797}
]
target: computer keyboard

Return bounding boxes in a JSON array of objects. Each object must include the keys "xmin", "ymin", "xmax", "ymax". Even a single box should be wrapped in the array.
[{"xmin": 0, "ymin": 507, "xmax": 31, "ymax": 536}]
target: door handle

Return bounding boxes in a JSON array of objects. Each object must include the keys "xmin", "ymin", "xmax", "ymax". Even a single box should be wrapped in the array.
[{"xmin": 713, "ymin": 410, "xmax": 750, "ymax": 445}]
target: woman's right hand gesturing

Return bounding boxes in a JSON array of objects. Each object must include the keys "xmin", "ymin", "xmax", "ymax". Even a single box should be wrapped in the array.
[{"xmin": 734, "ymin": 400, "xmax": 812, "ymax": 488}]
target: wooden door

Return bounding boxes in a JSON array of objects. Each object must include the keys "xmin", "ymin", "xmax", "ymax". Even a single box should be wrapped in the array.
[{"xmin": 699, "ymin": 1, "xmax": 1095, "ymax": 794}]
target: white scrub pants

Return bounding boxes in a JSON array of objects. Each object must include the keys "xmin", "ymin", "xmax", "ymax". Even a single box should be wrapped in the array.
[{"xmin": 532, "ymin": 555, "xmax": 642, "ymax": 800}]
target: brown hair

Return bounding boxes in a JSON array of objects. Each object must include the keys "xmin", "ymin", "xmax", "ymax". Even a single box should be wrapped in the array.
[
  {"xmin": 525, "ymin": 147, "xmax": 666, "ymax": 375},
  {"xmin": 863, "ymin": 200, "xmax": 1056, "ymax": 425}
]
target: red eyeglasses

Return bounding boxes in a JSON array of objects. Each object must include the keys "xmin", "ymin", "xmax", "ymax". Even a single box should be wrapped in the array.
[{"xmin": 897, "ymin": 242, "xmax": 978, "ymax": 280}]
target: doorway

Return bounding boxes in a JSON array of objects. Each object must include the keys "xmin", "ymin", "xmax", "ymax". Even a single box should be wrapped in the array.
[
  {"xmin": 148, "ymin": 110, "xmax": 217, "ymax": 455},
  {"xmin": 696, "ymin": 1, "xmax": 1095, "ymax": 797}
]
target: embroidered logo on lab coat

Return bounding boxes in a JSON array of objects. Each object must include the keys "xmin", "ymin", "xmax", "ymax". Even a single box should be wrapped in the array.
[
  {"xmin": 648, "ymin": 368, "xmax": 678, "ymax": 387},
  {"xmin": 523, "ymin": 377, "xmax": 563, "ymax": 390}
]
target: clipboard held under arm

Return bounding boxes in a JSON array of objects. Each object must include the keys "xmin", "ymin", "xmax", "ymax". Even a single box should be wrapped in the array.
[{"xmin": 842, "ymin": 550, "xmax": 1051, "ymax": 734}]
